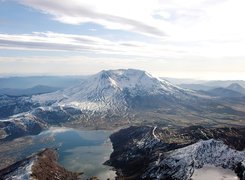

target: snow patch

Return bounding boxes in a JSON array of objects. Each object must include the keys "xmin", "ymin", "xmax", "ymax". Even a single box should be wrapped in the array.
[
  {"xmin": 152, "ymin": 126, "xmax": 160, "ymax": 141},
  {"xmin": 5, "ymin": 159, "xmax": 35, "ymax": 180}
]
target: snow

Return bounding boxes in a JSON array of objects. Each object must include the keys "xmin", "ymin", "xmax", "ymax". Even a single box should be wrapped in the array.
[
  {"xmin": 5, "ymin": 159, "xmax": 35, "ymax": 180},
  {"xmin": 135, "ymin": 127, "xmax": 161, "ymax": 149},
  {"xmin": 1, "ymin": 113, "xmax": 36, "ymax": 124},
  {"xmin": 162, "ymin": 139, "xmax": 245, "ymax": 170},
  {"xmin": 0, "ymin": 112, "xmax": 42, "ymax": 140},
  {"xmin": 142, "ymin": 139, "xmax": 245, "ymax": 179},
  {"xmin": 192, "ymin": 165, "xmax": 239, "ymax": 180},
  {"xmin": 152, "ymin": 126, "xmax": 160, "ymax": 141},
  {"xmin": 32, "ymin": 69, "xmax": 194, "ymax": 112},
  {"xmin": 155, "ymin": 153, "xmax": 162, "ymax": 166}
]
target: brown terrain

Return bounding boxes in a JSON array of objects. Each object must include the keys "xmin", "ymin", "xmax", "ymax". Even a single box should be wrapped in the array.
[{"xmin": 0, "ymin": 149, "xmax": 82, "ymax": 180}]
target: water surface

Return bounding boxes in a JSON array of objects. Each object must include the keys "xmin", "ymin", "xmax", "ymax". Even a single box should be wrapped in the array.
[{"xmin": 38, "ymin": 127, "xmax": 116, "ymax": 179}]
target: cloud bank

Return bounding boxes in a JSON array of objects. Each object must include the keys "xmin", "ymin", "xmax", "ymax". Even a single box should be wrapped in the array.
[{"xmin": 0, "ymin": 0, "xmax": 245, "ymax": 79}]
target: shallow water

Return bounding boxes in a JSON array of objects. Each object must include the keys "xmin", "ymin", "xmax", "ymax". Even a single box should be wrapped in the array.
[{"xmin": 192, "ymin": 165, "xmax": 239, "ymax": 180}]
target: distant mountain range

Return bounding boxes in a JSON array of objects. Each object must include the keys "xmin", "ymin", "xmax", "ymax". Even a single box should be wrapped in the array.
[
  {"xmin": 163, "ymin": 77, "xmax": 245, "ymax": 88},
  {"xmin": 0, "ymin": 85, "xmax": 61, "ymax": 96},
  {"xmin": 198, "ymin": 83, "xmax": 245, "ymax": 98},
  {"xmin": 203, "ymin": 87, "xmax": 243, "ymax": 98},
  {"xmin": 162, "ymin": 77, "xmax": 245, "ymax": 92},
  {"xmin": 0, "ymin": 76, "xmax": 84, "ymax": 89}
]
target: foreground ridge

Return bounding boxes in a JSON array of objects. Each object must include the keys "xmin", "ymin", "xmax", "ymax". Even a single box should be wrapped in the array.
[{"xmin": 108, "ymin": 126, "xmax": 245, "ymax": 180}]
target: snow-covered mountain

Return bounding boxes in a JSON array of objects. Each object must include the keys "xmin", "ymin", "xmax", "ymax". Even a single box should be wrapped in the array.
[
  {"xmin": 2, "ymin": 69, "xmax": 245, "ymax": 140},
  {"xmin": 32, "ymin": 69, "xmax": 195, "ymax": 112}
]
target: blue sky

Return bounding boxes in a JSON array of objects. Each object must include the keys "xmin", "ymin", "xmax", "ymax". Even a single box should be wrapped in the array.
[{"xmin": 0, "ymin": 0, "xmax": 245, "ymax": 80}]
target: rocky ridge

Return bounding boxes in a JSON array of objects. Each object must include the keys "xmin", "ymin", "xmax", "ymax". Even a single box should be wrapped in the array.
[{"xmin": 107, "ymin": 126, "xmax": 245, "ymax": 179}]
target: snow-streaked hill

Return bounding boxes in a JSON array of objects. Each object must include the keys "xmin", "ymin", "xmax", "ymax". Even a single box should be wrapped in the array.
[
  {"xmin": 143, "ymin": 139, "xmax": 245, "ymax": 179},
  {"xmin": 0, "ymin": 113, "xmax": 44, "ymax": 140}
]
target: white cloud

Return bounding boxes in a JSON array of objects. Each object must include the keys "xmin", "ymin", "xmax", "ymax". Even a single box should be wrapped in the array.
[
  {"xmin": 18, "ymin": 0, "xmax": 165, "ymax": 37},
  {"xmin": 15, "ymin": 0, "xmax": 245, "ymax": 55},
  {"xmin": 16, "ymin": 0, "xmax": 233, "ymax": 37},
  {"xmin": 1, "ymin": 0, "xmax": 245, "ymax": 79},
  {"xmin": 0, "ymin": 31, "xmax": 188, "ymax": 58}
]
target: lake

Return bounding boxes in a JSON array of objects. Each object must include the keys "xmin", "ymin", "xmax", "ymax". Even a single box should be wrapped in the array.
[
  {"xmin": 38, "ymin": 127, "xmax": 116, "ymax": 179},
  {"xmin": 0, "ymin": 127, "xmax": 116, "ymax": 179}
]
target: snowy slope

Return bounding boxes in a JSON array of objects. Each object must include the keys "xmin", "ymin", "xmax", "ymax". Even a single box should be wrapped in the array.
[
  {"xmin": 0, "ymin": 113, "xmax": 44, "ymax": 140},
  {"xmin": 32, "ymin": 69, "xmax": 195, "ymax": 112},
  {"xmin": 142, "ymin": 139, "xmax": 245, "ymax": 179},
  {"xmin": 4, "ymin": 159, "xmax": 35, "ymax": 180},
  {"xmin": 108, "ymin": 126, "xmax": 245, "ymax": 180}
]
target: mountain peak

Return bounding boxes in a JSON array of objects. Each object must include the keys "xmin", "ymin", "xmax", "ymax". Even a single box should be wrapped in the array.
[
  {"xmin": 32, "ymin": 69, "xmax": 191, "ymax": 111},
  {"xmin": 227, "ymin": 83, "xmax": 245, "ymax": 94},
  {"xmin": 97, "ymin": 69, "xmax": 149, "ymax": 78},
  {"xmin": 91, "ymin": 69, "xmax": 160, "ymax": 92},
  {"xmin": 227, "ymin": 83, "xmax": 243, "ymax": 89},
  {"xmin": 99, "ymin": 70, "xmax": 111, "ymax": 79}
]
